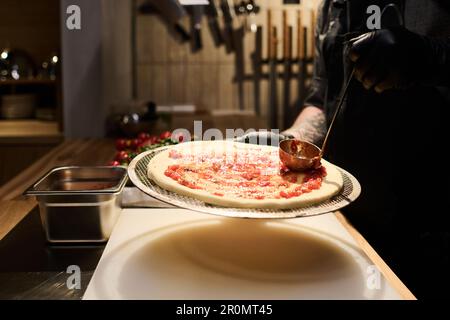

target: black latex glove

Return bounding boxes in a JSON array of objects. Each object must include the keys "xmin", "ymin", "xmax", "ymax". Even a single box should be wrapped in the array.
[
  {"xmin": 349, "ymin": 27, "xmax": 450, "ymax": 93},
  {"xmin": 234, "ymin": 131, "xmax": 293, "ymax": 146}
]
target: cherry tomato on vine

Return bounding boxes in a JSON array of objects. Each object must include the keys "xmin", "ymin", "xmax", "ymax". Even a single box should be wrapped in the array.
[
  {"xmin": 115, "ymin": 139, "xmax": 127, "ymax": 151},
  {"xmin": 115, "ymin": 151, "xmax": 130, "ymax": 162},
  {"xmin": 159, "ymin": 131, "xmax": 172, "ymax": 140},
  {"xmin": 149, "ymin": 135, "xmax": 159, "ymax": 144},
  {"xmin": 138, "ymin": 132, "xmax": 150, "ymax": 141},
  {"xmin": 130, "ymin": 138, "xmax": 140, "ymax": 150}
]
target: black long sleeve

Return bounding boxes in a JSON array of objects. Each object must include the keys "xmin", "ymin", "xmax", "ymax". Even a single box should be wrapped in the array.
[
  {"xmin": 303, "ymin": 1, "xmax": 328, "ymax": 110},
  {"xmin": 423, "ymin": 36, "xmax": 450, "ymax": 87}
]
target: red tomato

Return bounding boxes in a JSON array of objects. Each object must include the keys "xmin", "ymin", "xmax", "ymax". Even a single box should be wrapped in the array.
[
  {"xmin": 257, "ymin": 180, "xmax": 271, "ymax": 187},
  {"xmin": 159, "ymin": 131, "xmax": 172, "ymax": 140},
  {"xmin": 108, "ymin": 160, "xmax": 120, "ymax": 166},
  {"xmin": 138, "ymin": 137, "xmax": 157, "ymax": 149},
  {"xmin": 138, "ymin": 132, "xmax": 150, "ymax": 141},
  {"xmin": 168, "ymin": 165, "xmax": 180, "ymax": 170},
  {"xmin": 306, "ymin": 179, "xmax": 321, "ymax": 190},
  {"xmin": 115, "ymin": 139, "xmax": 127, "ymax": 151},
  {"xmin": 241, "ymin": 172, "xmax": 256, "ymax": 181},
  {"xmin": 130, "ymin": 138, "xmax": 140, "ymax": 150},
  {"xmin": 149, "ymin": 135, "xmax": 159, "ymax": 144},
  {"xmin": 138, "ymin": 137, "xmax": 150, "ymax": 145},
  {"xmin": 115, "ymin": 151, "xmax": 129, "ymax": 162}
]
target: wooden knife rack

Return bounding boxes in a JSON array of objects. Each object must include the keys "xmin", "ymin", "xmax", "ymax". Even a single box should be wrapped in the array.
[{"xmin": 233, "ymin": 8, "xmax": 316, "ymax": 129}]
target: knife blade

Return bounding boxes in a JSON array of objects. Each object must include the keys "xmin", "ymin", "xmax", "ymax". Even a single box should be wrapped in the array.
[
  {"xmin": 282, "ymin": 10, "xmax": 293, "ymax": 128},
  {"xmin": 205, "ymin": 0, "xmax": 224, "ymax": 47},
  {"xmin": 233, "ymin": 26, "xmax": 246, "ymax": 111},
  {"xmin": 220, "ymin": 0, "xmax": 236, "ymax": 53},
  {"xmin": 188, "ymin": 5, "xmax": 204, "ymax": 53},
  {"xmin": 139, "ymin": 0, "xmax": 187, "ymax": 24},
  {"xmin": 251, "ymin": 26, "xmax": 262, "ymax": 116},
  {"xmin": 139, "ymin": 0, "xmax": 190, "ymax": 43},
  {"xmin": 268, "ymin": 9, "xmax": 279, "ymax": 129},
  {"xmin": 296, "ymin": 9, "xmax": 308, "ymax": 114}
]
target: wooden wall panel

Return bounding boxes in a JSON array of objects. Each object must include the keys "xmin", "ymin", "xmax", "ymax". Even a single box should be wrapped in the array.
[
  {"xmin": 200, "ymin": 63, "xmax": 219, "ymax": 110},
  {"xmin": 136, "ymin": 64, "xmax": 153, "ymax": 101},
  {"xmin": 167, "ymin": 64, "xmax": 187, "ymax": 104},
  {"xmin": 185, "ymin": 64, "xmax": 204, "ymax": 107},
  {"xmin": 217, "ymin": 64, "xmax": 234, "ymax": 110},
  {"xmin": 135, "ymin": 0, "xmax": 320, "ymax": 128},
  {"xmin": 148, "ymin": 64, "xmax": 169, "ymax": 104}
]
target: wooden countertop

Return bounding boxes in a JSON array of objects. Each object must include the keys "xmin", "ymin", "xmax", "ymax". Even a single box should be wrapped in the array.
[
  {"xmin": 0, "ymin": 139, "xmax": 115, "ymax": 201},
  {"xmin": 0, "ymin": 139, "xmax": 416, "ymax": 300}
]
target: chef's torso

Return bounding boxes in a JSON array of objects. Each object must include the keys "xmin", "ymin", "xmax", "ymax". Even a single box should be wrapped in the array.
[{"xmin": 317, "ymin": 0, "xmax": 450, "ymax": 232}]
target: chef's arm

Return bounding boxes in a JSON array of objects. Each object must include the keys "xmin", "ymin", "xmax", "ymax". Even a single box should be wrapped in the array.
[
  {"xmin": 237, "ymin": 105, "xmax": 326, "ymax": 146},
  {"xmin": 282, "ymin": 106, "xmax": 326, "ymax": 145}
]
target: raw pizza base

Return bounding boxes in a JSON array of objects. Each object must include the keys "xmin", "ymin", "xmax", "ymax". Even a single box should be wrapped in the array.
[{"xmin": 147, "ymin": 141, "xmax": 343, "ymax": 209}]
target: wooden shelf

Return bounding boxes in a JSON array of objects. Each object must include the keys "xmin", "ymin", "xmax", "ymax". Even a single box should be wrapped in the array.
[
  {"xmin": 0, "ymin": 120, "xmax": 61, "ymax": 138},
  {"xmin": 0, "ymin": 79, "xmax": 57, "ymax": 86}
]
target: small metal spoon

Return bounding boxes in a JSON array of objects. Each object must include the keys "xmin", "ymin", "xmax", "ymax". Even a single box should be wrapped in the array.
[{"xmin": 280, "ymin": 69, "xmax": 355, "ymax": 171}]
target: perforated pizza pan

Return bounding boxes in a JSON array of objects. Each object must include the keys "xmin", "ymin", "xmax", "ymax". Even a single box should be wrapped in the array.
[{"xmin": 127, "ymin": 145, "xmax": 361, "ymax": 219}]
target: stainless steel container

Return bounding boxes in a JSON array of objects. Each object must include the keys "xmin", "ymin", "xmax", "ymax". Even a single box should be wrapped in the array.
[{"xmin": 25, "ymin": 166, "xmax": 128, "ymax": 244}]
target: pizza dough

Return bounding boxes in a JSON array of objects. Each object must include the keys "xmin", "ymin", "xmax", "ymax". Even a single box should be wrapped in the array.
[{"xmin": 147, "ymin": 141, "xmax": 343, "ymax": 209}]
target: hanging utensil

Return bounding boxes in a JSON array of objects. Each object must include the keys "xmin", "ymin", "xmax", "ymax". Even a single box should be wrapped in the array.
[
  {"xmin": 188, "ymin": 5, "xmax": 204, "ymax": 52},
  {"xmin": 139, "ymin": 0, "xmax": 190, "ymax": 43},
  {"xmin": 233, "ymin": 26, "xmax": 246, "ymax": 110},
  {"xmin": 251, "ymin": 26, "xmax": 263, "ymax": 115},
  {"xmin": 220, "ymin": 0, "xmax": 236, "ymax": 53},
  {"xmin": 268, "ymin": 9, "xmax": 279, "ymax": 129},
  {"xmin": 140, "ymin": 0, "xmax": 187, "ymax": 23},
  {"xmin": 282, "ymin": 10, "xmax": 293, "ymax": 128},
  {"xmin": 296, "ymin": 9, "xmax": 308, "ymax": 114},
  {"xmin": 246, "ymin": 0, "xmax": 259, "ymax": 33},
  {"xmin": 205, "ymin": 0, "xmax": 224, "ymax": 47},
  {"xmin": 234, "ymin": 0, "xmax": 260, "ymax": 33}
]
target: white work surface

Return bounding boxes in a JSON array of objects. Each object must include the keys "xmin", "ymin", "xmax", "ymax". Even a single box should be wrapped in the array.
[{"xmin": 84, "ymin": 209, "xmax": 402, "ymax": 300}]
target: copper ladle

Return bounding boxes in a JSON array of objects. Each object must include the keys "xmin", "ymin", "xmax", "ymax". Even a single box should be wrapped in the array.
[{"xmin": 280, "ymin": 69, "xmax": 355, "ymax": 171}]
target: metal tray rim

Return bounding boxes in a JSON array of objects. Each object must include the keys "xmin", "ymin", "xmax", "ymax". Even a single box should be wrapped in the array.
[
  {"xmin": 127, "ymin": 143, "xmax": 362, "ymax": 219},
  {"xmin": 24, "ymin": 166, "xmax": 128, "ymax": 196}
]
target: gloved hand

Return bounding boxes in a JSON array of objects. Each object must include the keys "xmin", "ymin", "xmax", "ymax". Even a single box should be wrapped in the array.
[
  {"xmin": 349, "ymin": 27, "xmax": 450, "ymax": 93},
  {"xmin": 234, "ymin": 131, "xmax": 293, "ymax": 146}
]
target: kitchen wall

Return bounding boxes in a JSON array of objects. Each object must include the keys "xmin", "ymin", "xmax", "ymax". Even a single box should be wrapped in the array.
[
  {"xmin": 60, "ymin": 0, "xmax": 321, "ymax": 137},
  {"xmin": 135, "ymin": 0, "xmax": 320, "ymax": 125},
  {"xmin": 61, "ymin": 0, "xmax": 104, "ymax": 137},
  {"xmin": 61, "ymin": 0, "xmax": 134, "ymax": 138}
]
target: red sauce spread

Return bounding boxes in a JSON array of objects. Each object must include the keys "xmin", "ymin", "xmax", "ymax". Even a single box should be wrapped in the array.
[{"xmin": 164, "ymin": 147, "xmax": 327, "ymax": 200}]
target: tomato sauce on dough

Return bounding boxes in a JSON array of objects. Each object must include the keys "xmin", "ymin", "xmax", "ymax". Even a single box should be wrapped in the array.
[{"xmin": 164, "ymin": 148, "xmax": 327, "ymax": 200}]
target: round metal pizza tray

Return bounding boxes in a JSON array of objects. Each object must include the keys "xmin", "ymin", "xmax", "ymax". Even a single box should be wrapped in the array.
[{"xmin": 127, "ymin": 145, "xmax": 361, "ymax": 219}]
